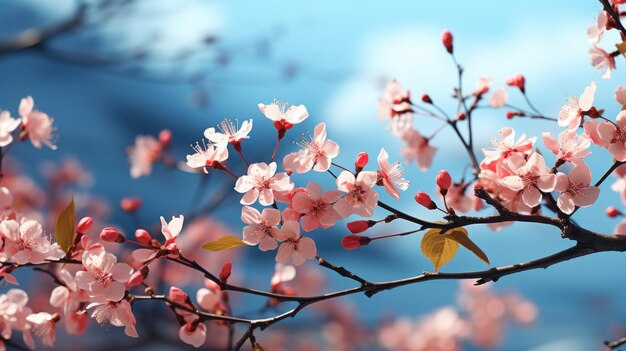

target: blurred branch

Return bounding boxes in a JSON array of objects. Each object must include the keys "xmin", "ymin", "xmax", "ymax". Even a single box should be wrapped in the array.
[{"xmin": 606, "ymin": 336, "xmax": 626, "ymax": 350}]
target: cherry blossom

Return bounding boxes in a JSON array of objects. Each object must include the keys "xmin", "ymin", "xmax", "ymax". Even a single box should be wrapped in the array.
[
  {"xmin": 334, "ymin": 170, "xmax": 379, "ymax": 217},
  {"xmin": 204, "ymin": 118, "xmax": 252, "ymax": 145},
  {"xmin": 481, "ymin": 127, "xmax": 535, "ymax": 168},
  {"xmin": 489, "ymin": 88, "xmax": 508, "ymax": 108},
  {"xmin": 49, "ymin": 269, "xmax": 88, "ymax": 335},
  {"xmin": 241, "ymin": 206, "xmax": 280, "ymax": 251},
  {"xmin": 442, "ymin": 183, "xmax": 474, "ymax": 213},
  {"xmin": 283, "ymin": 122, "xmax": 339, "ymax": 173},
  {"xmin": 179, "ymin": 321, "xmax": 207, "ymax": 348},
  {"xmin": 0, "ymin": 218, "xmax": 64, "ymax": 264},
  {"xmin": 400, "ymin": 129, "xmax": 437, "ymax": 171},
  {"xmin": 474, "ymin": 77, "xmax": 492, "ymax": 95},
  {"xmin": 541, "ymin": 130, "xmax": 591, "ymax": 164},
  {"xmin": 500, "ymin": 153, "xmax": 556, "ymax": 208},
  {"xmin": 615, "ymin": 86, "xmax": 626, "ymax": 105},
  {"xmin": 275, "ymin": 221, "xmax": 317, "ymax": 266},
  {"xmin": 376, "ymin": 148, "xmax": 409, "ymax": 199},
  {"xmin": 378, "ymin": 79, "xmax": 413, "ymax": 136},
  {"xmin": 554, "ymin": 165, "xmax": 600, "ymax": 214},
  {"xmin": 0, "ymin": 111, "xmax": 20, "ymax": 148},
  {"xmin": 185, "ymin": 139, "xmax": 229, "ymax": 173},
  {"xmin": 0, "ymin": 289, "xmax": 35, "ymax": 350},
  {"xmin": 587, "ymin": 11, "xmax": 608, "ymax": 44},
  {"xmin": 197, "ymin": 280, "xmax": 223, "ymax": 312},
  {"xmin": 584, "ymin": 111, "xmax": 626, "ymax": 161},
  {"xmin": 0, "ymin": 187, "xmax": 12, "ymax": 209},
  {"xmin": 75, "ymin": 246, "xmax": 134, "ymax": 302},
  {"xmin": 235, "ymin": 162, "xmax": 294, "ymax": 206},
  {"xmin": 589, "ymin": 46, "xmax": 615, "ymax": 79},
  {"xmin": 271, "ymin": 263, "xmax": 296, "ymax": 289},
  {"xmin": 87, "ymin": 299, "xmax": 138, "ymax": 338},
  {"xmin": 291, "ymin": 182, "xmax": 342, "ymax": 232},
  {"xmin": 129, "ymin": 135, "xmax": 162, "ymax": 178},
  {"xmin": 18, "ymin": 96, "xmax": 57, "ymax": 150},
  {"xmin": 26, "ymin": 312, "xmax": 57, "ymax": 347},
  {"xmin": 558, "ymin": 81, "xmax": 596, "ymax": 130},
  {"xmin": 132, "ymin": 215, "xmax": 184, "ymax": 262},
  {"xmin": 258, "ymin": 101, "xmax": 309, "ymax": 133}
]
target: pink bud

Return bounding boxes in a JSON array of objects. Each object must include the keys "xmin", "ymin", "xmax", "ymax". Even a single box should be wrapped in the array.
[
  {"xmin": 77, "ymin": 217, "xmax": 93, "ymax": 234},
  {"xmin": 219, "ymin": 261, "xmax": 232, "ymax": 283},
  {"xmin": 347, "ymin": 220, "xmax": 372, "ymax": 234},
  {"xmin": 135, "ymin": 229, "xmax": 152, "ymax": 245},
  {"xmin": 441, "ymin": 30, "xmax": 453, "ymax": 54},
  {"xmin": 341, "ymin": 235, "xmax": 371, "ymax": 250},
  {"xmin": 128, "ymin": 269, "xmax": 147, "ymax": 287},
  {"xmin": 436, "ymin": 170, "xmax": 452, "ymax": 194},
  {"xmin": 100, "ymin": 227, "xmax": 125, "ymax": 243},
  {"xmin": 120, "ymin": 197, "xmax": 142, "ymax": 213},
  {"xmin": 505, "ymin": 74, "xmax": 526, "ymax": 92},
  {"xmin": 415, "ymin": 191, "xmax": 437, "ymax": 210},
  {"xmin": 355, "ymin": 152, "xmax": 369, "ymax": 171},
  {"xmin": 606, "ymin": 206, "xmax": 621, "ymax": 218},
  {"xmin": 158, "ymin": 129, "xmax": 172, "ymax": 147},
  {"xmin": 168, "ymin": 287, "xmax": 189, "ymax": 304}
]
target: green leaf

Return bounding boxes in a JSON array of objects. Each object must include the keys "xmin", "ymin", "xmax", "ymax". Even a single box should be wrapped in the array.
[
  {"xmin": 202, "ymin": 236, "xmax": 247, "ymax": 251},
  {"xmin": 55, "ymin": 193, "xmax": 76, "ymax": 253},
  {"xmin": 420, "ymin": 226, "xmax": 490, "ymax": 272}
]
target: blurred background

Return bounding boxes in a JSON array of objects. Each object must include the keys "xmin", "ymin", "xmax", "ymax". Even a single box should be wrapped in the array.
[{"xmin": 0, "ymin": 0, "xmax": 624, "ymax": 350}]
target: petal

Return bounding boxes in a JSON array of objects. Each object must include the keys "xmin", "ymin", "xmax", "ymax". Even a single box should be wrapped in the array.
[
  {"xmin": 579, "ymin": 81, "xmax": 597, "ymax": 111},
  {"xmin": 275, "ymin": 243, "xmax": 294, "ymax": 263},
  {"xmin": 569, "ymin": 165, "xmax": 592, "ymax": 185},
  {"xmin": 557, "ymin": 193, "xmax": 576, "ymax": 215},
  {"xmin": 241, "ymin": 206, "xmax": 262, "ymax": 225},
  {"xmin": 575, "ymin": 186, "xmax": 600, "ymax": 207},
  {"xmin": 112, "ymin": 263, "xmax": 134, "ymax": 282},
  {"xmin": 261, "ymin": 208, "xmax": 281, "ymax": 226},
  {"xmin": 297, "ymin": 237, "xmax": 317, "ymax": 260},
  {"xmin": 522, "ymin": 186, "xmax": 542, "ymax": 208}
]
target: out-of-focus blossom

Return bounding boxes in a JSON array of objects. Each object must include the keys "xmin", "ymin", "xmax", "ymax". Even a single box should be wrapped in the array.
[
  {"xmin": 615, "ymin": 86, "xmax": 626, "ymax": 105},
  {"xmin": 19, "ymin": 96, "xmax": 57, "ymax": 150},
  {"xmin": 0, "ymin": 111, "xmax": 20, "ymax": 147},
  {"xmin": 474, "ymin": 77, "xmax": 491, "ymax": 95},
  {"xmin": 489, "ymin": 88, "xmax": 508, "ymax": 108},
  {"xmin": 378, "ymin": 79, "xmax": 413, "ymax": 137},
  {"xmin": 26, "ymin": 312, "xmax": 57, "ymax": 347},
  {"xmin": 401, "ymin": 129, "xmax": 437, "ymax": 171},
  {"xmin": 589, "ymin": 46, "xmax": 615, "ymax": 79},
  {"xmin": 129, "ymin": 135, "xmax": 162, "ymax": 178},
  {"xmin": 587, "ymin": 11, "xmax": 608, "ymax": 44}
]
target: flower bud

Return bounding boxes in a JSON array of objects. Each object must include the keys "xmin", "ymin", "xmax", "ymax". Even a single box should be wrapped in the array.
[
  {"xmin": 77, "ymin": 217, "xmax": 93, "ymax": 234},
  {"xmin": 415, "ymin": 191, "xmax": 437, "ymax": 210},
  {"xmin": 506, "ymin": 111, "xmax": 516, "ymax": 119},
  {"xmin": 421, "ymin": 94, "xmax": 433, "ymax": 104},
  {"xmin": 120, "ymin": 197, "xmax": 142, "ymax": 213},
  {"xmin": 135, "ymin": 229, "xmax": 152, "ymax": 245},
  {"xmin": 128, "ymin": 266, "xmax": 149, "ymax": 287},
  {"xmin": 158, "ymin": 129, "xmax": 172, "ymax": 147},
  {"xmin": 355, "ymin": 152, "xmax": 369, "ymax": 171},
  {"xmin": 436, "ymin": 170, "xmax": 452, "ymax": 194},
  {"xmin": 441, "ymin": 30, "xmax": 453, "ymax": 54},
  {"xmin": 169, "ymin": 287, "xmax": 190, "ymax": 305},
  {"xmin": 347, "ymin": 220, "xmax": 373, "ymax": 234},
  {"xmin": 606, "ymin": 206, "xmax": 621, "ymax": 218},
  {"xmin": 505, "ymin": 74, "xmax": 526, "ymax": 93},
  {"xmin": 341, "ymin": 235, "xmax": 371, "ymax": 250},
  {"xmin": 219, "ymin": 261, "xmax": 232, "ymax": 283},
  {"xmin": 100, "ymin": 227, "xmax": 125, "ymax": 243}
]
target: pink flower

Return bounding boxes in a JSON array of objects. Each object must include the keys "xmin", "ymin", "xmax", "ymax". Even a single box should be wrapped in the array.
[
  {"xmin": 443, "ymin": 183, "xmax": 474, "ymax": 213},
  {"xmin": 132, "ymin": 215, "xmax": 184, "ymax": 262},
  {"xmin": 489, "ymin": 88, "xmax": 508, "ymax": 108},
  {"xmin": 474, "ymin": 77, "xmax": 492, "ymax": 95},
  {"xmin": 615, "ymin": 86, "xmax": 626, "ymax": 105},
  {"xmin": 258, "ymin": 101, "xmax": 309, "ymax": 131},
  {"xmin": 235, "ymin": 162, "xmax": 294, "ymax": 206},
  {"xmin": 0, "ymin": 218, "xmax": 64, "ymax": 264},
  {"xmin": 0, "ymin": 289, "xmax": 35, "ymax": 349},
  {"xmin": 179, "ymin": 321, "xmax": 207, "ymax": 348},
  {"xmin": 75, "ymin": 246, "xmax": 134, "ymax": 302},
  {"xmin": 241, "ymin": 206, "xmax": 280, "ymax": 251},
  {"xmin": 584, "ymin": 111, "xmax": 626, "ymax": 161},
  {"xmin": 400, "ymin": 129, "xmax": 437, "ymax": 171},
  {"xmin": 554, "ymin": 165, "xmax": 600, "ymax": 214},
  {"xmin": 481, "ymin": 127, "xmax": 535, "ymax": 167},
  {"xmin": 378, "ymin": 79, "xmax": 413, "ymax": 136},
  {"xmin": 0, "ymin": 111, "xmax": 20, "ymax": 148},
  {"xmin": 270, "ymin": 263, "xmax": 296, "ymax": 288},
  {"xmin": 587, "ymin": 11, "xmax": 608, "ymax": 44},
  {"xmin": 49, "ymin": 269, "xmax": 88, "ymax": 335},
  {"xmin": 197, "ymin": 281, "xmax": 223, "ymax": 312},
  {"xmin": 283, "ymin": 123, "xmax": 340, "ymax": 173},
  {"xmin": 500, "ymin": 153, "xmax": 556, "ymax": 208},
  {"xmin": 87, "ymin": 300, "xmax": 138, "ymax": 338},
  {"xmin": 186, "ymin": 139, "xmax": 229, "ymax": 173},
  {"xmin": 291, "ymin": 182, "xmax": 342, "ymax": 232},
  {"xmin": 128, "ymin": 135, "xmax": 161, "ymax": 178},
  {"xmin": 27, "ymin": 312, "xmax": 56, "ymax": 347},
  {"xmin": 334, "ymin": 171, "xmax": 379, "ymax": 217},
  {"xmin": 541, "ymin": 130, "xmax": 591, "ymax": 164},
  {"xmin": 18, "ymin": 96, "xmax": 57, "ymax": 150},
  {"xmin": 558, "ymin": 81, "xmax": 596, "ymax": 129},
  {"xmin": 275, "ymin": 221, "xmax": 317, "ymax": 266},
  {"xmin": 589, "ymin": 46, "xmax": 615, "ymax": 79},
  {"xmin": 377, "ymin": 148, "xmax": 409, "ymax": 199},
  {"xmin": 204, "ymin": 118, "xmax": 253, "ymax": 145}
]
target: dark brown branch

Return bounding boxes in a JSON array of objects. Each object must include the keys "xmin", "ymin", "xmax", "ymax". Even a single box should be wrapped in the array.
[
  {"xmin": 316, "ymin": 254, "xmax": 371, "ymax": 286},
  {"xmin": 606, "ymin": 336, "xmax": 626, "ymax": 350},
  {"xmin": 600, "ymin": 0, "xmax": 626, "ymax": 39}
]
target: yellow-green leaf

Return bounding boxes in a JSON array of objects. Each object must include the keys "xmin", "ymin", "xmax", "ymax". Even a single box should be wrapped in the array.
[
  {"xmin": 421, "ymin": 227, "xmax": 459, "ymax": 272},
  {"xmin": 616, "ymin": 40, "xmax": 626, "ymax": 55},
  {"xmin": 446, "ymin": 228, "xmax": 490, "ymax": 265},
  {"xmin": 55, "ymin": 193, "xmax": 76, "ymax": 253},
  {"xmin": 202, "ymin": 236, "xmax": 247, "ymax": 251},
  {"xmin": 420, "ymin": 226, "xmax": 490, "ymax": 272}
]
